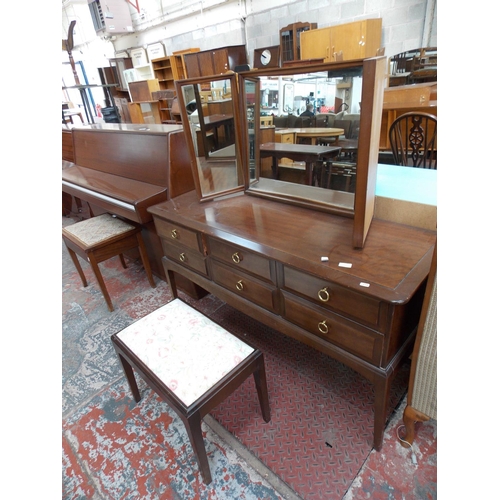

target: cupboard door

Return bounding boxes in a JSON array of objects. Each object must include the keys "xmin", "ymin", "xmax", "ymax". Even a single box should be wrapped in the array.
[
  {"xmin": 300, "ymin": 27, "xmax": 332, "ymax": 61},
  {"xmin": 184, "ymin": 53, "xmax": 202, "ymax": 78},
  {"xmin": 212, "ymin": 50, "xmax": 230, "ymax": 74},
  {"xmin": 331, "ymin": 19, "xmax": 382, "ymax": 60}
]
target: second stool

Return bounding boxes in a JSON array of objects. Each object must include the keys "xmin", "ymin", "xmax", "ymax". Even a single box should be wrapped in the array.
[{"xmin": 63, "ymin": 213, "xmax": 156, "ymax": 311}]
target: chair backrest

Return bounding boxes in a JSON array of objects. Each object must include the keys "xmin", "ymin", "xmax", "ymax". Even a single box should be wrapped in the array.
[
  {"xmin": 389, "ymin": 112, "xmax": 437, "ymax": 169},
  {"xmin": 333, "ymin": 119, "xmax": 352, "ymax": 139}
]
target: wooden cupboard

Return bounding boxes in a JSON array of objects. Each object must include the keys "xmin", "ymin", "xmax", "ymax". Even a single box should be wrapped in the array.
[
  {"xmin": 280, "ymin": 22, "xmax": 317, "ymax": 62},
  {"xmin": 184, "ymin": 45, "xmax": 247, "ymax": 78},
  {"xmin": 301, "ymin": 19, "xmax": 382, "ymax": 62}
]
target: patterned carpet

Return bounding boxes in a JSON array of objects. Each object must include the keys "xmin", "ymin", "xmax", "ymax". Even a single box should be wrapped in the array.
[{"xmin": 62, "ymin": 215, "xmax": 437, "ymax": 499}]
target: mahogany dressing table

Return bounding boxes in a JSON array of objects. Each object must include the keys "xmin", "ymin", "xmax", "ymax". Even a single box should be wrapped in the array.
[{"xmin": 157, "ymin": 59, "xmax": 437, "ymax": 450}]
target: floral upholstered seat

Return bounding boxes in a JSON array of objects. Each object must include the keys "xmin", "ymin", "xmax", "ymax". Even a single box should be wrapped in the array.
[
  {"xmin": 116, "ymin": 299, "xmax": 255, "ymax": 406},
  {"xmin": 111, "ymin": 298, "xmax": 270, "ymax": 484}
]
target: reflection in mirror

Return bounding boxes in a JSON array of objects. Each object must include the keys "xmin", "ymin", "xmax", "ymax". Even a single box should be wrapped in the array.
[
  {"xmin": 175, "ymin": 74, "xmax": 244, "ymax": 201},
  {"xmin": 241, "ymin": 64, "xmax": 365, "ymax": 215}
]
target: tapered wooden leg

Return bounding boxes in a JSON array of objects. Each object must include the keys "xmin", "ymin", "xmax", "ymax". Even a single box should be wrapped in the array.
[
  {"xmin": 185, "ymin": 412, "xmax": 212, "ymax": 485},
  {"xmin": 373, "ymin": 377, "xmax": 391, "ymax": 450},
  {"xmin": 136, "ymin": 233, "xmax": 156, "ymax": 288},
  {"xmin": 119, "ymin": 254, "xmax": 128, "ymax": 269},
  {"xmin": 166, "ymin": 268, "xmax": 179, "ymax": 299},
  {"xmin": 116, "ymin": 353, "xmax": 142, "ymax": 403},
  {"xmin": 253, "ymin": 355, "xmax": 271, "ymax": 422},
  {"xmin": 66, "ymin": 245, "xmax": 88, "ymax": 287},
  {"xmin": 88, "ymin": 252, "xmax": 114, "ymax": 312}
]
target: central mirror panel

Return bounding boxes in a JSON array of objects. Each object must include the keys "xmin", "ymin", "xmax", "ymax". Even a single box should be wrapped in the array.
[
  {"xmin": 238, "ymin": 59, "xmax": 383, "ymax": 224},
  {"xmin": 175, "ymin": 73, "xmax": 244, "ymax": 201}
]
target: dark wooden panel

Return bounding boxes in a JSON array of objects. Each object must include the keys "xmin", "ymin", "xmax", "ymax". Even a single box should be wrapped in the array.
[{"xmin": 73, "ymin": 129, "xmax": 171, "ymax": 186}]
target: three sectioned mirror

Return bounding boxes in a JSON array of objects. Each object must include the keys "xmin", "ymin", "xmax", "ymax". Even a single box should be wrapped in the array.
[
  {"xmin": 175, "ymin": 73, "xmax": 245, "ymax": 201},
  {"xmin": 238, "ymin": 57, "xmax": 386, "ymax": 248}
]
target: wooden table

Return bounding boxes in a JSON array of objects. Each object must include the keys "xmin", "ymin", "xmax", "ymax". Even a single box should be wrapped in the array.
[
  {"xmin": 277, "ymin": 127, "xmax": 344, "ymax": 145},
  {"xmin": 260, "ymin": 142, "xmax": 341, "ymax": 185},
  {"xmin": 148, "ymin": 190, "xmax": 436, "ymax": 451}
]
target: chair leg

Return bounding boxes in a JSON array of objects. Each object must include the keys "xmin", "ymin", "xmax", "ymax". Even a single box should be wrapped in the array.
[
  {"xmin": 87, "ymin": 252, "xmax": 114, "ymax": 312},
  {"xmin": 136, "ymin": 233, "xmax": 156, "ymax": 289},
  {"xmin": 117, "ymin": 353, "xmax": 142, "ymax": 403},
  {"xmin": 185, "ymin": 412, "xmax": 212, "ymax": 484},
  {"xmin": 119, "ymin": 254, "xmax": 128, "ymax": 269},
  {"xmin": 253, "ymin": 354, "xmax": 271, "ymax": 422},
  {"xmin": 66, "ymin": 245, "xmax": 88, "ymax": 287}
]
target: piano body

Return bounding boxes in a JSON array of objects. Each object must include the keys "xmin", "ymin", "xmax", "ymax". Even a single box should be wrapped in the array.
[{"xmin": 62, "ymin": 123, "xmax": 206, "ymax": 299}]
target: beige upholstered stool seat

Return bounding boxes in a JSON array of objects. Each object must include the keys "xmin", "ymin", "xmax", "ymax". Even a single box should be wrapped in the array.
[
  {"xmin": 111, "ymin": 298, "xmax": 271, "ymax": 484},
  {"xmin": 63, "ymin": 213, "xmax": 155, "ymax": 312}
]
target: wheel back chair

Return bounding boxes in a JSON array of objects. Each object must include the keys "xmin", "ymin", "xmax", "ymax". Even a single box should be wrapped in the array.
[{"xmin": 389, "ymin": 112, "xmax": 437, "ymax": 169}]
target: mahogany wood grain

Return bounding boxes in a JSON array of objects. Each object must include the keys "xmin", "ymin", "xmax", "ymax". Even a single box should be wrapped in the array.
[{"xmin": 149, "ymin": 190, "xmax": 436, "ymax": 450}]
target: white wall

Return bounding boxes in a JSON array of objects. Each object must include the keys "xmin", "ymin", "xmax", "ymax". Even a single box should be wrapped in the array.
[{"xmin": 62, "ymin": 0, "xmax": 437, "ymax": 105}]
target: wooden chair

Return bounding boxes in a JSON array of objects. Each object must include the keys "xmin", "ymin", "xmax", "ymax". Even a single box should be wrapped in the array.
[
  {"xmin": 389, "ymin": 112, "xmax": 437, "ymax": 169},
  {"xmin": 111, "ymin": 298, "xmax": 271, "ymax": 484},
  {"xmin": 62, "ymin": 213, "xmax": 156, "ymax": 311}
]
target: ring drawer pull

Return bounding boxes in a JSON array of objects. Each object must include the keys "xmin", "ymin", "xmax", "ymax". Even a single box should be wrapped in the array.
[
  {"xmin": 236, "ymin": 280, "xmax": 244, "ymax": 291},
  {"xmin": 318, "ymin": 287, "xmax": 330, "ymax": 302},
  {"xmin": 171, "ymin": 229, "xmax": 178, "ymax": 239},
  {"xmin": 179, "ymin": 253, "xmax": 186, "ymax": 262},
  {"xmin": 318, "ymin": 321, "xmax": 329, "ymax": 334},
  {"xmin": 232, "ymin": 252, "xmax": 242, "ymax": 264}
]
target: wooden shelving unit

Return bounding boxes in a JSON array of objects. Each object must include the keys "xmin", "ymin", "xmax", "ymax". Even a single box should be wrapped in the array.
[
  {"xmin": 171, "ymin": 48, "xmax": 200, "ymax": 80},
  {"xmin": 151, "ymin": 90, "xmax": 180, "ymax": 124},
  {"xmin": 151, "ymin": 57, "xmax": 175, "ymax": 91}
]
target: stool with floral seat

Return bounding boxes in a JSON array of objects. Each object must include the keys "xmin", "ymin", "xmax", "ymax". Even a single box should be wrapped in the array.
[
  {"xmin": 62, "ymin": 213, "xmax": 156, "ymax": 312},
  {"xmin": 111, "ymin": 298, "xmax": 271, "ymax": 485}
]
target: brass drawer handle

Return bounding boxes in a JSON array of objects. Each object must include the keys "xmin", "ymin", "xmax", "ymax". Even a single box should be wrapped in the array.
[
  {"xmin": 232, "ymin": 252, "xmax": 242, "ymax": 264},
  {"xmin": 318, "ymin": 320, "xmax": 329, "ymax": 335},
  {"xmin": 236, "ymin": 280, "xmax": 244, "ymax": 291},
  {"xmin": 179, "ymin": 253, "xmax": 186, "ymax": 262},
  {"xmin": 171, "ymin": 229, "xmax": 178, "ymax": 239},
  {"xmin": 318, "ymin": 287, "xmax": 330, "ymax": 302}
]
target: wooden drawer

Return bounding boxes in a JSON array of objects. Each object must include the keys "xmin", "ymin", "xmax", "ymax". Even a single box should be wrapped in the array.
[
  {"xmin": 282, "ymin": 291, "xmax": 383, "ymax": 364},
  {"xmin": 211, "ymin": 260, "xmax": 276, "ymax": 312},
  {"xmin": 208, "ymin": 238, "xmax": 273, "ymax": 282},
  {"xmin": 276, "ymin": 132, "xmax": 294, "ymax": 144},
  {"xmin": 161, "ymin": 240, "xmax": 208, "ymax": 276},
  {"xmin": 155, "ymin": 218, "xmax": 203, "ymax": 254},
  {"xmin": 282, "ymin": 265, "xmax": 381, "ymax": 328}
]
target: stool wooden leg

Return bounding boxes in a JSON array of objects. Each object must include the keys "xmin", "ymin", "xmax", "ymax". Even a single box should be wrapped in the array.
[
  {"xmin": 87, "ymin": 252, "xmax": 114, "ymax": 312},
  {"xmin": 185, "ymin": 412, "xmax": 212, "ymax": 484},
  {"xmin": 136, "ymin": 233, "xmax": 156, "ymax": 289},
  {"xmin": 116, "ymin": 353, "xmax": 142, "ymax": 403},
  {"xmin": 119, "ymin": 254, "xmax": 128, "ymax": 269},
  {"xmin": 66, "ymin": 246, "xmax": 88, "ymax": 287},
  {"xmin": 253, "ymin": 354, "xmax": 271, "ymax": 422}
]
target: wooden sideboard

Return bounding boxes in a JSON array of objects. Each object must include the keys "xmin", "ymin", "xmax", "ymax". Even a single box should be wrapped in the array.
[{"xmin": 148, "ymin": 190, "xmax": 436, "ymax": 450}]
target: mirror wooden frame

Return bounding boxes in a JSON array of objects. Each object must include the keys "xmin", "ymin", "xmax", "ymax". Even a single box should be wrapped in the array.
[
  {"xmin": 176, "ymin": 58, "xmax": 386, "ymax": 248},
  {"xmin": 238, "ymin": 57, "xmax": 386, "ymax": 249},
  {"xmin": 175, "ymin": 73, "xmax": 245, "ymax": 202}
]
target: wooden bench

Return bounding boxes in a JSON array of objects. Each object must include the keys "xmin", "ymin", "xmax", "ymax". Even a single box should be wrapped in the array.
[{"xmin": 111, "ymin": 298, "xmax": 271, "ymax": 484}]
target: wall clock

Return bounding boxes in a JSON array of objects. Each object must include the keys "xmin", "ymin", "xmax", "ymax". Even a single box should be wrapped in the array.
[{"xmin": 253, "ymin": 46, "xmax": 280, "ymax": 69}]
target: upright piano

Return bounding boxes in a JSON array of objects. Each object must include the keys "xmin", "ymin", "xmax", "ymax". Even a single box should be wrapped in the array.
[{"xmin": 62, "ymin": 123, "xmax": 206, "ymax": 298}]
